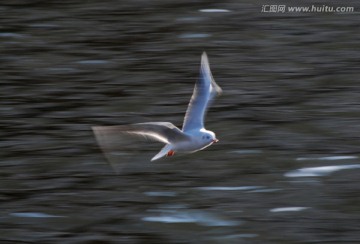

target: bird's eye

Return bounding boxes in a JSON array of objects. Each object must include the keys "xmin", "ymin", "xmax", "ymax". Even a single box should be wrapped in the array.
[{"xmin": 206, "ymin": 136, "xmax": 210, "ymax": 139}]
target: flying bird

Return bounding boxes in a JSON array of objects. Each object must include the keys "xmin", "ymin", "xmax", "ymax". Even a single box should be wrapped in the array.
[{"xmin": 92, "ymin": 52, "xmax": 222, "ymax": 162}]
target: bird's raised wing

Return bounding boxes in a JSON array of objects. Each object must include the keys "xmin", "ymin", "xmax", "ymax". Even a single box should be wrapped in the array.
[{"xmin": 182, "ymin": 52, "xmax": 222, "ymax": 132}]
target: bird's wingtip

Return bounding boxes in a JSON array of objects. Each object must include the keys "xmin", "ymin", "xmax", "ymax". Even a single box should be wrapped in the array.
[
  {"xmin": 201, "ymin": 52, "xmax": 222, "ymax": 96},
  {"xmin": 150, "ymin": 154, "xmax": 162, "ymax": 162},
  {"xmin": 201, "ymin": 51, "xmax": 208, "ymax": 60},
  {"xmin": 201, "ymin": 52, "xmax": 210, "ymax": 70}
]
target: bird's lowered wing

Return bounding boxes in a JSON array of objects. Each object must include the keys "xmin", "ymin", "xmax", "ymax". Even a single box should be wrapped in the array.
[
  {"xmin": 92, "ymin": 122, "xmax": 188, "ymax": 171},
  {"xmin": 93, "ymin": 122, "xmax": 188, "ymax": 147}
]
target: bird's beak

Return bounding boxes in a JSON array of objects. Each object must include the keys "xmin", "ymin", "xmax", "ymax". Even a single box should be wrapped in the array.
[{"xmin": 212, "ymin": 139, "xmax": 219, "ymax": 143}]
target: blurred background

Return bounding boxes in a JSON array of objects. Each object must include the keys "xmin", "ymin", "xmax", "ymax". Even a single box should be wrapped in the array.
[{"xmin": 1, "ymin": 0, "xmax": 359, "ymax": 243}]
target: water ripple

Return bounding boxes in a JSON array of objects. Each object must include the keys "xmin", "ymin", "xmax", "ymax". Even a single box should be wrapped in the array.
[
  {"xmin": 144, "ymin": 191, "xmax": 177, "ymax": 197},
  {"xmin": 229, "ymin": 149, "xmax": 263, "ymax": 155},
  {"xmin": 0, "ymin": 32, "xmax": 26, "ymax": 38},
  {"xmin": 199, "ymin": 9, "xmax": 231, "ymax": 13},
  {"xmin": 143, "ymin": 209, "xmax": 239, "ymax": 227},
  {"xmin": 178, "ymin": 33, "xmax": 210, "ymax": 39},
  {"xmin": 296, "ymin": 156, "xmax": 358, "ymax": 161},
  {"xmin": 197, "ymin": 186, "xmax": 263, "ymax": 191},
  {"xmin": 270, "ymin": 207, "xmax": 309, "ymax": 213},
  {"xmin": 77, "ymin": 60, "xmax": 110, "ymax": 65},
  {"xmin": 10, "ymin": 212, "xmax": 65, "ymax": 218},
  {"xmin": 285, "ymin": 164, "xmax": 360, "ymax": 177}
]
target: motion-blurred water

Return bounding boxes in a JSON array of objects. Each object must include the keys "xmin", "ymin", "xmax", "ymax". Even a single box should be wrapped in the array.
[{"xmin": 1, "ymin": 1, "xmax": 359, "ymax": 243}]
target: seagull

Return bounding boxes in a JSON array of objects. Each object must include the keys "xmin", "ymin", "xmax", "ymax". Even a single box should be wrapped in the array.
[{"xmin": 92, "ymin": 52, "xmax": 222, "ymax": 162}]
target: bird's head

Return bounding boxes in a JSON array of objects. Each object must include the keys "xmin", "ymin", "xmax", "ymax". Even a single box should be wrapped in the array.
[{"xmin": 201, "ymin": 130, "xmax": 219, "ymax": 144}]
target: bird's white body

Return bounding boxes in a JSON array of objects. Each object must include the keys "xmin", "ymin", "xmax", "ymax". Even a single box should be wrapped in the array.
[
  {"xmin": 93, "ymin": 52, "xmax": 222, "ymax": 162},
  {"xmin": 165, "ymin": 129, "xmax": 216, "ymax": 152}
]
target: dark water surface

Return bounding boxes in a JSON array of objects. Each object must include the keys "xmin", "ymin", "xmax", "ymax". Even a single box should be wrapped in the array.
[{"xmin": 1, "ymin": 1, "xmax": 360, "ymax": 243}]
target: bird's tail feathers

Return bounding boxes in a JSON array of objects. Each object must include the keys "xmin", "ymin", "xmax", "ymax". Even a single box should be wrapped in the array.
[{"xmin": 151, "ymin": 144, "xmax": 172, "ymax": 161}]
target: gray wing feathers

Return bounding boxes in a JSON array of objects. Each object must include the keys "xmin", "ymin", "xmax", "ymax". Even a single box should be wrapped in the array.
[
  {"xmin": 182, "ymin": 52, "xmax": 222, "ymax": 132},
  {"xmin": 92, "ymin": 122, "xmax": 187, "ymax": 168},
  {"xmin": 93, "ymin": 122, "xmax": 187, "ymax": 147}
]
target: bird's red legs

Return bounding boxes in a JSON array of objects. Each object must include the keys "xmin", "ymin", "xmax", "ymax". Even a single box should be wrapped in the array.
[{"xmin": 167, "ymin": 150, "xmax": 175, "ymax": 157}]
